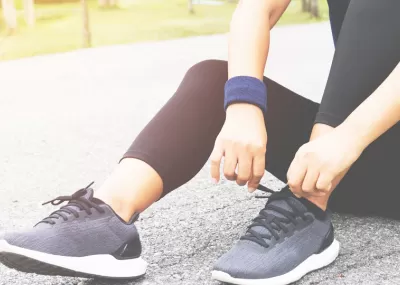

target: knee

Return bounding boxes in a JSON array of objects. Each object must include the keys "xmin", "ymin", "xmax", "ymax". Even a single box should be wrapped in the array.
[
  {"xmin": 175, "ymin": 60, "xmax": 227, "ymax": 107},
  {"xmin": 184, "ymin": 60, "xmax": 228, "ymax": 85}
]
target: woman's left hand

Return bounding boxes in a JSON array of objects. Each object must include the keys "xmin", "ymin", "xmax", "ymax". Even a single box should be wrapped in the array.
[{"xmin": 287, "ymin": 126, "xmax": 365, "ymax": 198}]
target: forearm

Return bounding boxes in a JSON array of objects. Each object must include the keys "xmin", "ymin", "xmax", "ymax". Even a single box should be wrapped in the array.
[
  {"xmin": 228, "ymin": 0, "xmax": 290, "ymax": 79},
  {"xmin": 339, "ymin": 62, "xmax": 400, "ymax": 150}
]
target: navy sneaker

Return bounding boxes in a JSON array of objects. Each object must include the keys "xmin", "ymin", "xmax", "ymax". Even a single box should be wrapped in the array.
[
  {"xmin": 212, "ymin": 186, "xmax": 340, "ymax": 285},
  {"xmin": 0, "ymin": 183, "xmax": 147, "ymax": 279}
]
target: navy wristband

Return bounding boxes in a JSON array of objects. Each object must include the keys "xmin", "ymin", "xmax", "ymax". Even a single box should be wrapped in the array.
[{"xmin": 224, "ymin": 76, "xmax": 267, "ymax": 113}]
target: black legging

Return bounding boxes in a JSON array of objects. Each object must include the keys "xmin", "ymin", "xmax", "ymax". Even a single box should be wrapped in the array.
[{"xmin": 124, "ymin": 0, "xmax": 400, "ymax": 218}]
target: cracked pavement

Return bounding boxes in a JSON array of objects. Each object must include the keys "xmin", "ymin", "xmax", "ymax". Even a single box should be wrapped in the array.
[{"xmin": 0, "ymin": 23, "xmax": 399, "ymax": 285}]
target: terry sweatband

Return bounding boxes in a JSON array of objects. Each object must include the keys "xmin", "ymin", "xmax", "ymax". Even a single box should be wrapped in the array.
[{"xmin": 224, "ymin": 76, "xmax": 267, "ymax": 113}]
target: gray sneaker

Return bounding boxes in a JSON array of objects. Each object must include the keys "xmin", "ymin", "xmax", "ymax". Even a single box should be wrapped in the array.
[
  {"xmin": 0, "ymin": 183, "xmax": 147, "ymax": 279},
  {"xmin": 212, "ymin": 186, "xmax": 340, "ymax": 285}
]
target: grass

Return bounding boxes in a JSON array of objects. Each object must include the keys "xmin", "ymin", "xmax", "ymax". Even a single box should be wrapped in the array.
[{"xmin": 0, "ymin": 0, "xmax": 329, "ymax": 61}]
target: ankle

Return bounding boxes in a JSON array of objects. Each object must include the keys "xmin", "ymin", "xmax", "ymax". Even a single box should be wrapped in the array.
[
  {"xmin": 93, "ymin": 158, "xmax": 163, "ymax": 222},
  {"xmin": 96, "ymin": 192, "xmax": 137, "ymax": 222}
]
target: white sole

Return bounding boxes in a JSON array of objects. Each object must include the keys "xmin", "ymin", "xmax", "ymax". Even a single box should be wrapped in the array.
[
  {"xmin": 212, "ymin": 239, "xmax": 340, "ymax": 285},
  {"xmin": 0, "ymin": 239, "xmax": 147, "ymax": 279}
]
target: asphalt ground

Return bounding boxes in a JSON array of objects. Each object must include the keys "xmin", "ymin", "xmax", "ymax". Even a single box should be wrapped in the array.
[{"xmin": 0, "ymin": 23, "xmax": 399, "ymax": 285}]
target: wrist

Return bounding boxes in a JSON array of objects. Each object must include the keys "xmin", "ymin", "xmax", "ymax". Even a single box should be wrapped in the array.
[
  {"xmin": 226, "ymin": 102, "xmax": 264, "ymax": 117},
  {"xmin": 224, "ymin": 76, "xmax": 267, "ymax": 113},
  {"xmin": 336, "ymin": 122, "xmax": 370, "ymax": 153}
]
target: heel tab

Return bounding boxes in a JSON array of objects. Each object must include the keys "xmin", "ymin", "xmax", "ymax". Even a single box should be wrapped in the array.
[
  {"xmin": 317, "ymin": 224, "xmax": 334, "ymax": 254},
  {"xmin": 128, "ymin": 212, "xmax": 140, "ymax": 224},
  {"xmin": 112, "ymin": 234, "xmax": 142, "ymax": 260}
]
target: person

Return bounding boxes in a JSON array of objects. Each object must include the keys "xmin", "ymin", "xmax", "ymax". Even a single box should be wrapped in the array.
[{"xmin": 1, "ymin": 0, "xmax": 399, "ymax": 284}]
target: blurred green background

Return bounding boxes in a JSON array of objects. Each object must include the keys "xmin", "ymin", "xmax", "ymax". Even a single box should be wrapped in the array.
[{"xmin": 0, "ymin": 0, "xmax": 329, "ymax": 61}]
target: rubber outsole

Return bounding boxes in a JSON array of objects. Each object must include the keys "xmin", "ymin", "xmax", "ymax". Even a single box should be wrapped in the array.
[
  {"xmin": 0, "ymin": 252, "xmax": 145, "ymax": 280},
  {"xmin": 212, "ymin": 239, "xmax": 340, "ymax": 285},
  {"xmin": 0, "ymin": 240, "xmax": 147, "ymax": 280}
]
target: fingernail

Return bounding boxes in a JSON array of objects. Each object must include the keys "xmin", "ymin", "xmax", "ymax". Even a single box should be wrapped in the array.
[
  {"xmin": 248, "ymin": 187, "xmax": 256, "ymax": 193},
  {"xmin": 212, "ymin": 178, "xmax": 218, "ymax": 184}
]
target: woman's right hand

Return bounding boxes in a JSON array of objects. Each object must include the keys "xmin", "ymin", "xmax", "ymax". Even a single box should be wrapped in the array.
[{"xmin": 210, "ymin": 103, "xmax": 267, "ymax": 192}]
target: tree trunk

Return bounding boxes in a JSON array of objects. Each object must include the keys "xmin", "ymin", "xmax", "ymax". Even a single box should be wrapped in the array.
[
  {"xmin": 310, "ymin": 0, "xmax": 319, "ymax": 18},
  {"xmin": 188, "ymin": 0, "xmax": 193, "ymax": 14},
  {"xmin": 301, "ymin": 0, "xmax": 309, "ymax": 12},
  {"xmin": 23, "ymin": 0, "xmax": 35, "ymax": 27},
  {"xmin": 1, "ymin": 0, "xmax": 17, "ymax": 31},
  {"xmin": 306, "ymin": 0, "xmax": 312, "ymax": 12},
  {"xmin": 81, "ymin": 0, "xmax": 91, "ymax": 47}
]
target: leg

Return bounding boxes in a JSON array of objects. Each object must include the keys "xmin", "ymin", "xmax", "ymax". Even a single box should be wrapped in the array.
[
  {"xmin": 96, "ymin": 60, "xmax": 228, "ymax": 220},
  {"xmin": 0, "ymin": 60, "xmax": 228, "ymax": 279},
  {"xmin": 0, "ymin": 61, "xmax": 326, "ymax": 281},
  {"xmin": 327, "ymin": 0, "xmax": 350, "ymax": 45},
  {"xmin": 330, "ymin": 124, "xmax": 400, "ymax": 218},
  {"xmin": 312, "ymin": 0, "xmax": 400, "ymax": 216},
  {"xmin": 97, "ymin": 60, "xmax": 321, "ymax": 221},
  {"xmin": 213, "ymin": 85, "xmax": 339, "ymax": 285},
  {"xmin": 215, "ymin": 2, "xmax": 400, "ymax": 282},
  {"xmin": 263, "ymin": 80, "xmax": 319, "ymax": 182}
]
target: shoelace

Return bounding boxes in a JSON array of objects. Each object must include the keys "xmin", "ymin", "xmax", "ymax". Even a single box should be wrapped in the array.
[
  {"xmin": 255, "ymin": 184, "xmax": 275, "ymax": 197},
  {"xmin": 36, "ymin": 182, "xmax": 105, "ymax": 226},
  {"xmin": 240, "ymin": 184, "xmax": 309, "ymax": 248}
]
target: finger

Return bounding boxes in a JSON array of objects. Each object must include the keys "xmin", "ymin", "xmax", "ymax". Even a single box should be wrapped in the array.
[
  {"xmin": 223, "ymin": 147, "xmax": 238, "ymax": 181},
  {"xmin": 236, "ymin": 153, "xmax": 252, "ymax": 186},
  {"xmin": 287, "ymin": 157, "xmax": 307, "ymax": 196},
  {"xmin": 247, "ymin": 171, "xmax": 253, "ymax": 189},
  {"xmin": 248, "ymin": 155, "xmax": 265, "ymax": 192},
  {"xmin": 299, "ymin": 189, "xmax": 326, "ymax": 199},
  {"xmin": 210, "ymin": 144, "xmax": 223, "ymax": 183},
  {"xmin": 314, "ymin": 189, "xmax": 329, "ymax": 197},
  {"xmin": 316, "ymin": 173, "xmax": 334, "ymax": 193},
  {"xmin": 302, "ymin": 168, "xmax": 320, "ymax": 194}
]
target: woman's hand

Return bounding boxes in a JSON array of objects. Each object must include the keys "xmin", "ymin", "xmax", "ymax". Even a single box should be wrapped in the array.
[
  {"xmin": 210, "ymin": 103, "xmax": 267, "ymax": 192},
  {"xmin": 287, "ymin": 126, "xmax": 365, "ymax": 198}
]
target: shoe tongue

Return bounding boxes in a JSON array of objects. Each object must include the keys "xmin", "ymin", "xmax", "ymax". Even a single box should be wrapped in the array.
[
  {"xmin": 243, "ymin": 189, "xmax": 310, "ymax": 243},
  {"xmin": 265, "ymin": 196, "xmax": 307, "ymax": 218},
  {"xmin": 79, "ymin": 188, "xmax": 95, "ymax": 200},
  {"xmin": 244, "ymin": 188, "xmax": 327, "ymax": 244},
  {"xmin": 246, "ymin": 196, "xmax": 305, "ymax": 239},
  {"xmin": 66, "ymin": 188, "xmax": 100, "ymax": 210}
]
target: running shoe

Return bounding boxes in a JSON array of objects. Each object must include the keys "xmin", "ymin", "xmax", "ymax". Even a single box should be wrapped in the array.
[
  {"xmin": 0, "ymin": 183, "xmax": 147, "ymax": 279},
  {"xmin": 212, "ymin": 186, "xmax": 340, "ymax": 285}
]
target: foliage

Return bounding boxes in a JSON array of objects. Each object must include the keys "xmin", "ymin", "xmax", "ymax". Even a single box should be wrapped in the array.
[{"xmin": 0, "ymin": 0, "xmax": 329, "ymax": 61}]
